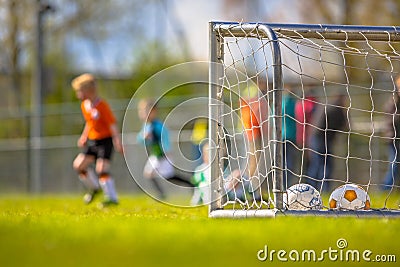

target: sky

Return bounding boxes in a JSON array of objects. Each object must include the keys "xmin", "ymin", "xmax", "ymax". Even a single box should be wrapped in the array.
[{"xmin": 67, "ymin": 0, "xmax": 282, "ymax": 75}]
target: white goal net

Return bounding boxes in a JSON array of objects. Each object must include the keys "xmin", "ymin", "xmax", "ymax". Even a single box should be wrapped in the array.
[{"xmin": 208, "ymin": 22, "xmax": 400, "ymax": 217}]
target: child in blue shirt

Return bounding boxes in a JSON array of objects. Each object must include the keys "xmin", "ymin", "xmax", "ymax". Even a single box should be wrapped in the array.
[{"xmin": 137, "ymin": 99, "xmax": 174, "ymax": 199}]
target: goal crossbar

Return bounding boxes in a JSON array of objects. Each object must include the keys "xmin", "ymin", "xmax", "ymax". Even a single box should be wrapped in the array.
[{"xmin": 213, "ymin": 22, "xmax": 400, "ymax": 41}]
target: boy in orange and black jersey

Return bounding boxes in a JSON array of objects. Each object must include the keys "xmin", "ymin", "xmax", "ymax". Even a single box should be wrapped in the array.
[{"xmin": 71, "ymin": 73, "xmax": 123, "ymax": 207}]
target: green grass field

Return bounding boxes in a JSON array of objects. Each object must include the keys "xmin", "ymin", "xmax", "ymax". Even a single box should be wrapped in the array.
[{"xmin": 0, "ymin": 194, "xmax": 399, "ymax": 267}]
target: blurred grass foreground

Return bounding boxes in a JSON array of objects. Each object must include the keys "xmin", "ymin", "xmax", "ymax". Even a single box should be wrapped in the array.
[{"xmin": 0, "ymin": 194, "xmax": 399, "ymax": 267}]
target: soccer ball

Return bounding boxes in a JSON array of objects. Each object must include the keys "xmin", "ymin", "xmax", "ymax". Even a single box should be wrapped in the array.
[
  {"xmin": 284, "ymin": 183, "xmax": 323, "ymax": 210},
  {"xmin": 329, "ymin": 184, "xmax": 371, "ymax": 210}
]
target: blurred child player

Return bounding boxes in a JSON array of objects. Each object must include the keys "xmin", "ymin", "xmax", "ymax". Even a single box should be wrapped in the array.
[
  {"xmin": 137, "ymin": 99, "xmax": 191, "ymax": 199},
  {"xmin": 137, "ymin": 99, "xmax": 174, "ymax": 199},
  {"xmin": 72, "ymin": 73, "xmax": 122, "ymax": 207},
  {"xmin": 191, "ymin": 142, "xmax": 241, "ymax": 205}
]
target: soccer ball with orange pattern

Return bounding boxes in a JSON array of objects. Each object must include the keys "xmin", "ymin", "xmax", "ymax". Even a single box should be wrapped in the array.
[{"xmin": 328, "ymin": 184, "xmax": 371, "ymax": 210}]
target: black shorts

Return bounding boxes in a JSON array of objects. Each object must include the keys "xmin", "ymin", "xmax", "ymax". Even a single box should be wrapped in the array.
[{"xmin": 83, "ymin": 137, "xmax": 114, "ymax": 160}]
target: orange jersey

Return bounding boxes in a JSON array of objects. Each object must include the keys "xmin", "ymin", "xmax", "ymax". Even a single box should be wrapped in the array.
[
  {"xmin": 240, "ymin": 98, "xmax": 261, "ymax": 141},
  {"xmin": 81, "ymin": 98, "xmax": 116, "ymax": 140}
]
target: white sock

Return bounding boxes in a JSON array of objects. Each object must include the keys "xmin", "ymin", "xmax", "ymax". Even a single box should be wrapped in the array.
[
  {"xmin": 79, "ymin": 169, "xmax": 100, "ymax": 191},
  {"xmin": 100, "ymin": 177, "xmax": 118, "ymax": 202}
]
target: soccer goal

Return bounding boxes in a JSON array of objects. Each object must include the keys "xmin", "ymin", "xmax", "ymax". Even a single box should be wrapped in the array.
[{"xmin": 208, "ymin": 22, "xmax": 400, "ymax": 218}]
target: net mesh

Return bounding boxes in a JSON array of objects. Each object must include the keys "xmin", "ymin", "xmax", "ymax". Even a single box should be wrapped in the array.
[{"xmin": 212, "ymin": 23, "xmax": 400, "ymax": 212}]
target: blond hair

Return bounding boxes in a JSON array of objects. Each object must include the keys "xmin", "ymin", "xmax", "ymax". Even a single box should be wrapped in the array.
[
  {"xmin": 71, "ymin": 73, "xmax": 96, "ymax": 91},
  {"xmin": 396, "ymin": 75, "xmax": 400, "ymax": 86},
  {"xmin": 138, "ymin": 98, "xmax": 157, "ymax": 112}
]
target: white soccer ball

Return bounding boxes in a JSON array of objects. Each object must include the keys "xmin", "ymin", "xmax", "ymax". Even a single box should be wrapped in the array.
[
  {"xmin": 329, "ymin": 184, "xmax": 371, "ymax": 210},
  {"xmin": 284, "ymin": 183, "xmax": 323, "ymax": 210}
]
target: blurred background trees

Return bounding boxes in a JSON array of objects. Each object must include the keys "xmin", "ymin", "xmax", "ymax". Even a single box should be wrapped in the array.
[
  {"xmin": 1, "ymin": 0, "xmax": 400, "ymax": 192},
  {"xmin": 1, "ymin": 0, "xmax": 400, "ymax": 137},
  {"xmin": 297, "ymin": 0, "xmax": 400, "ymax": 25}
]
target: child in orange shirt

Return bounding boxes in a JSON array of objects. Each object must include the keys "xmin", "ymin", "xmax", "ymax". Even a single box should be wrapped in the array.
[{"xmin": 71, "ymin": 73, "xmax": 123, "ymax": 207}]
